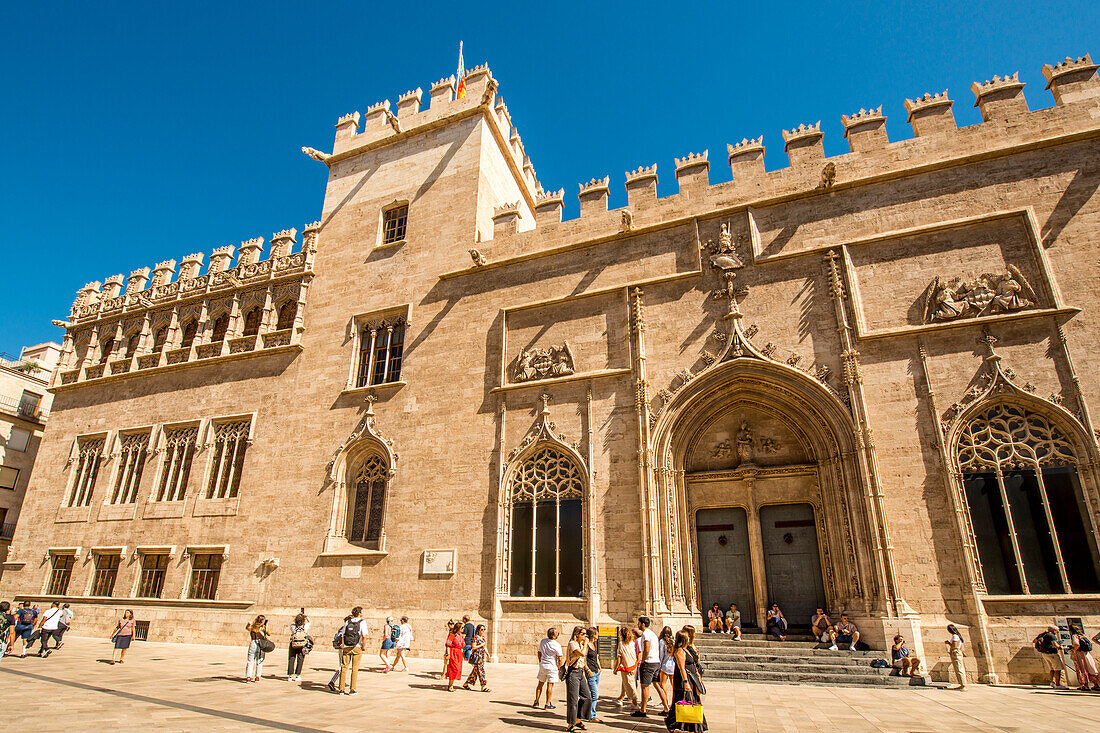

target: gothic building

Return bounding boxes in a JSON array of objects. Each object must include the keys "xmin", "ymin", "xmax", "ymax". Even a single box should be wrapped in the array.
[{"xmin": 5, "ymin": 52, "xmax": 1100, "ymax": 684}]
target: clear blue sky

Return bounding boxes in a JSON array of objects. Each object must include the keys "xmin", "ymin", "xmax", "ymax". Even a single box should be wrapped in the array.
[{"xmin": 2, "ymin": 0, "xmax": 1096, "ymax": 355}]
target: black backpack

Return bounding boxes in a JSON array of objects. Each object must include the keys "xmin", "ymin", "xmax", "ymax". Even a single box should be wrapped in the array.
[
  {"xmin": 1079, "ymin": 636, "xmax": 1094, "ymax": 653},
  {"xmin": 342, "ymin": 619, "xmax": 361, "ymax": 647}
]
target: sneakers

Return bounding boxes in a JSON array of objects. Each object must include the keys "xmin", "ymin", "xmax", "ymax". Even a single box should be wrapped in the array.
[
  {"xmin": 348, "ymin": 690, "xmax": 358, "ymax": 696},
  {"xmin": 630, "ymin": 711, "xmax": 647, "ymax": 718},
  {"xmin": 849, "ymin": 644, "xmax": 857, "ymax": 651},
  {"xmin": 383, "ymin": 665, "xmax": 391, "ymax": 673},
  {"xmin": 828, "ymin": 644, "xmax": 838, "ymax": 651}
]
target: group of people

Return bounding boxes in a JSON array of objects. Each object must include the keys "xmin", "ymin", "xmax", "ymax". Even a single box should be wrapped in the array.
[
  {"xmin": 0, "ymin": 600, "xmax": 76, "ymax": 659},
  {"xmin": 1032, "ymin": 623, "xmax": 1100, "ymax": 691},
  {"xmin": 534, "ymin": 616, "xmax": 707, "ymax": 732}
]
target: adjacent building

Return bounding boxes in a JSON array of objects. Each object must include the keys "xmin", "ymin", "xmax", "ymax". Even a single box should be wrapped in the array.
[{"xmin": 3, "ymin": 52, "xmax": 1100, "ymax": 684}]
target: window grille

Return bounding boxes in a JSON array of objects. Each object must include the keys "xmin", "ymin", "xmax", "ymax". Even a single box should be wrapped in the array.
[
  {"xmin": 188, "ymin": 553, "xmax": 222, "ymax": 600},
  {"xmin": 156, "ymin": 427, "xmax": 198, "ymax": 502},
  {"xmin": 134, "ymin": 620, "xmax": 150, "ymax": 641},
  {"xmin": 276, "ymin": 301, "xmax": 296, "ymax": 330},
  {"xmin": 356, "ymin": 319, "xmax": 405, "ymax": 388},
  {"xmin": 180, "ymin": 321, "xmax": 198, "ymax": 350},
  {"xmin": 508, "ymin": 447, "xmax": 585, "ymax": 598},
  {"xmin": 242, "ymin": 307, "xmax": 262, "ymax": 337},
  {"xmin": 210, "ymin": 314, "xmax": 230, "ymax": 343},
  {"xmin": 382, "ymin": 205, "xmax": 408, "ymax": 245},
  {"xmin": 349, "ymin": 454, "xmax": 388, "ymax": 548},
  {"xmin": 957, "ymin": 402, "xmax": 1100, "ymax": 595},
  {"xmin": 111, "ymin": 432, "xmax": 149, "ymax": 504},
  {"xmin": 91, "ymin": 554, "xmax": 120, "ymax": 597},
  {"xmin": 206, "ymin": 420, "xmax": 250, "ymax": 499},
  {"xmin": 47, "ymin": 554, "xmax": 75, "ymax": 595},
  {"xmin": 69, "ymin": 437, "xmax": 105, "ymax": 507},
  {"xmin": 137, "ymin": 553, "xmax": 169, "ymax": 598}
]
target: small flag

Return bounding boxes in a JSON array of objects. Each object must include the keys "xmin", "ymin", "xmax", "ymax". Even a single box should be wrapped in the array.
[{"xmin": 456, "ymin": 41, "xmax": 466, "ymax": 99}]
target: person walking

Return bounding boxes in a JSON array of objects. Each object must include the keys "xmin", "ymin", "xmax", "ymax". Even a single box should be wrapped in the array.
[
  {"xmin": 12, "ymin": 601, "xmax": 37, "ymax": 658},
  {"xmin": 332, "ymin": 607, "xmax": 368, "ymax": 695},
  {"xmin": 0, "ymin": 601, "xmax": 16, "ymax": 661},
  {"xmin": 584, "ymin": 627, "xmax": 603, "ymax": 723},
  {"xmin": 664, "ymin": 629, "xmax": 708, "ymax": 732},
  {"xmin": 463, "ymin": 624, "xmax": 490, "ymax": 692},
  {"xmin": 613, "ymin": 625, "xmax": 639, "ymax": 708},
  {"xmin": 534, "ymin": 627, "xmax": 563, "ymax": 709},
  {"xmin": 110, "ymin": 610, "xmax": 136, "ymax": 664},
  {"xmin": 244, "ymin": 615, "xmax": 270, "ymax": 683},
  {"xmin": 379, "ymin": 616, "xmax": 398, "ymax": 672},
  {"xmin": 564, "ymin": 626, "xmax": 593, "ymax": 732},
  {"xmin": 35, "ymin": 602, "xmax": 63, "ymax": 656},
  {"xmin": 658, "ymin": 626, "xmax": 676, "ymax": 706},
  {"xmin": 1068, "ymin": 624, "xmax": 1099, "ymax": 690},
  {"xmin": 393, "ymin": 616, "xmax": 414, "ymax": 672},
  {"xmin": 945, "ymin": 624, "xmax": 967, "ymax": 690},
  {"xmin": 444, "ymin": 621, "xmax": 465, "ymax": 691},
  {"xmin": 632, "ymin": 616, "xmax": 668, "ymax": 718},
  {"xmin": 462, "ymin": 615, "xmax": 476, "ymax": 660},
  {"xmin": 286, "ymin": 612, "xmax": 311, "ymax": 682},
  {"xmin": 55, "ymin": 603, "xmax": 74, "ymax": 649}
]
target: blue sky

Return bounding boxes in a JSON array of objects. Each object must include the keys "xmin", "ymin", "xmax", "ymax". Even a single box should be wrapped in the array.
[{"xmin": 1, "ymin": 0, "xmax": 1096, "ymax": 355}]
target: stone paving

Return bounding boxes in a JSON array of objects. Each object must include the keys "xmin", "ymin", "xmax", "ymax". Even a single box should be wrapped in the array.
[{"xmin": 3, "ymin": 637, "xmax": 1100, "ymax": 732}]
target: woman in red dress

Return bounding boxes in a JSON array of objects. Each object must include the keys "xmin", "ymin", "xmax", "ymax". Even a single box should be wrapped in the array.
[{"xmin": 444, "ymin": 621, "xmax": 464, "ymax": 691}]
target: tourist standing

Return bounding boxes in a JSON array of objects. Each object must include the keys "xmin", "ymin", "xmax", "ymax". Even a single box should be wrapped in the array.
[
  {"xmin": 393, "ymin": 616, "xmax": 414, "ymax": 672},
  {"xmin": 56, "ymin": 603, "xmax": 74, "ymax": 649},
  {"xmin": 110, "ymin": 610, "xmax": 136, "ymax": 664},
  {"xmin": 613, "ymin": 625, "xmax": 639, "ymax": 708},
  {"xmin": 12, "ymin": 601, "xmax": 36, "ymax": 657},
  {"xmin": 0, "ymin": 601, "xmax": 15, "ymax": 661},
  {"xmin": 658, "ymin": 626, "xmax": 676, "ymax": 705},
  {"xmin": 1069, "ymin": 624, "xmax": 1100, "ymax": 690},
  {"xmin": 1034, "ymin": 625, "xmax": 1068, "ymax": 689},
  {"xmin": 664, "ymin": 630, "xmax": 708, "ymax": 732},
  {"xmin": 945, "ymin": 624, "xmax": 967, "ymax": 691},
  {"xmin": 564, "ymin": 626, "xmax": 593, "ymax": 732},
  {"xmin": 444, "ymin": 621, "xmax": 465, "ymax": 691},
  {"xmin": 462, "ymin": 615, "xmax": 476, "ymax": 660},
  {"xmin": 766, "ymin": 603, "xmax": 788, "ymax": 641},
  {"xmin": 379, "ymin": 616, "xmax": 397, "ymax": 672},
  {"xmin": 35, "ymin": 602, "xmax": 63, "ymax": 656},
  {"xmin": 286, "ymin": 613, "xmax": 311, "ymax": 682},
  {"xmin": 632, "ymin": 616, "xmax": 668, "ymax": 718},
  {"xmin": 333, "ymin": 607, "xmax": 368, "ymax": 694},
  {"xmin": 533, "ymin": 626, "xmax": 562, "ymax": 709},
  {"xmin": 463, "ymin": 624, "xmax": 490, "ymax": 692},
  {"xmin": 584, "ymin": 627, "xmax": 603, "ymax": 723},
  {"xmin": 244, "ymin": 615, "xmax": 270, "ymax": 682}
]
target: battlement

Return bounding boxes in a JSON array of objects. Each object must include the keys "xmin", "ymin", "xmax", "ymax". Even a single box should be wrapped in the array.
[{"xmin": 1042, "ymin": 54, "xmax": 1100, "ymax": 105}]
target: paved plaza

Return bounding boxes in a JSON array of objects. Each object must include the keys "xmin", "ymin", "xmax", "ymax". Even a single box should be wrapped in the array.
[{"xmin": 2, "ymin": 637, "xmax": 1100, "ymax": 731}]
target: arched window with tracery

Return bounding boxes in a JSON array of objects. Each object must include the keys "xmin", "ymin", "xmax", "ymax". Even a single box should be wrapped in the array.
[
  {"xmin": 242, "ymin": 307, "xmax": 262, "ymax": 337},
  {"xmin": 957, "ymin": 401, "xmax": 1100, "ymax": 595},
  {"xmin": 508, "ymin": 446, "xmax": 585, "ymax": 598},
  {"xmin": 348, "ymin": 454, "xmax": 388, "ymax": 549},
  {"xmin": 180, "ymin": 321, "xmax": 198, "ymax": 350},
  {"xmin": 210, "ymin": 314, "xmax": 230, "ymax": 343},
  {"xmin": 276, "ymin": 301, "xmax": 297, "ymax": 331}
]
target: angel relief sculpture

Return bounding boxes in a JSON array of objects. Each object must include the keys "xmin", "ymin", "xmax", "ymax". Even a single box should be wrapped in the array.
[
  {"xmin": 514, "ymin": 343, "xmax": 576, "ymax": 383},
  {"xmin": 923, "ymin": 264, "xmax": 1037, "ymax": 323}
]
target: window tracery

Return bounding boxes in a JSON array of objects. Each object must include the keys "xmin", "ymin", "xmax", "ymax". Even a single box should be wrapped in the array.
[
  {"xmin": 348, "ymin": 454, "xmax": 387, "ymax": 548},
  {"xmin": 276, "ymin": 301, "xmax": 296, "ymax": 330},
  {"xmin": 957, "ymin": 403, "xmax": 1076, "ymax": 471},
  {"xmin": 206, "ymin": 420, "xmax": 250, "ymax": 499},
  {"xmin": 111, "ymin": 431, "xmax": 149, "ymax": 504},
  {"xmin": 157, "ymin": 426, "xmax": 198, "ymax": 502},
  {"xmin": 68, "ymin": 437, "xmax": 105, "ymax": 507}
]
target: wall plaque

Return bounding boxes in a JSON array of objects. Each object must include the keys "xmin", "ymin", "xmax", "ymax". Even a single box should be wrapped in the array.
[{"xmin": 422, "ymin": 548, "xmax": 457, "ymax": 575}]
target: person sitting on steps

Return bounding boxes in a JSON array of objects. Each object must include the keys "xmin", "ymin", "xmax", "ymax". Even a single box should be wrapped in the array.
[
  {"xmin": 891, "ymin": 634, "xmax": 921, "ymax": 676},
  {"xmin": 706, "ymin": 604, "xmax": 724, "ymax": 633},
  {"xmin": 811, "ymin": 608, "xmax": 833, "ymax": 644},
  {"xmin": 766, "ymin": 603, "xmax": 787, "ymax": 641},
  {"xmin": 725, "ymin": 604, "xmax": 742, "ymax": 639},
  {"xmin": 829, "ymin": 614, "xmax": 860, "ymax": 651}
]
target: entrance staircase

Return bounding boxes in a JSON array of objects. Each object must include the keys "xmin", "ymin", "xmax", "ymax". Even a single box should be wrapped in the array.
[{"xmin": 695, "ymin": 630, "xmax": 925, "ymax": 687}]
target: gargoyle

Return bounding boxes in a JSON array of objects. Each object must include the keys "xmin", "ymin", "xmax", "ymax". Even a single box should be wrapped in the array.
[
  {"xmin": 469, "ymin": 249, "xmax": 488, "ymax": 267},
  {"xmin": 301, "ymin": 147, "xmax": 331, "ymax": 163}
]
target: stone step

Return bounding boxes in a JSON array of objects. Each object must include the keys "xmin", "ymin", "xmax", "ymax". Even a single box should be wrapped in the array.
[
  {"xmin": 699, "ymin": 652, "xmax": 877, "ymax": 667},
  {"xmin": 696, "ymin": 632, "xmax": 815, "ymax": 643},
  {"xmin": 703, "ymin": 660, "xmax": 888, "ymax": 675},
  {"xmin": 704, "ymin": 669, "xmax": 920, "ymax": 686},
  {"xmin": 698, "ymin": 646, "xmax": 883, "ymax": 659},
  {"xmin": 696, "ymin": 641, "xmax": 879, "ymax": 654}
]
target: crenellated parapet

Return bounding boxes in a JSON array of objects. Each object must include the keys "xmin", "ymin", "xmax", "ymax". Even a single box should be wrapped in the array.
[
  {"xmin": 782, "ymin": 122, "xmax": 824, "ymax": 166},
  {"xmin": 493, "ymin": 201, "xmax": 522, "ymax": 235},
  {"xmin": 57, "ymin": 221, "xmax": 320, "ymax": 388},
  {"xmin": 971, "ymin": 73, "xmax": 1027, "ymax": 121},
  {"xmin": 674, "ymin": 151, "xmax": 710, "ymax": 192},
  {"xmin": 578, "ymin": 176, "xmax": 611, "ymax": 216},
  {"xmin": 841, "ymin": 106, "xmax": 888, "ymax": 152},
  {"xmin": 904, "ymin": 91, "xmax": 955, "ymax": 137},
  {"xmin": 727, "ymin": 137, "xmax": 766, "ymax": 178},
  {"xmin": 535, "ymin": 188, "xmax": 565, "ymax": 225},
  {"xmin": 1042, "ymin": 54, "xmax": 1100, "ymax": 105},
  {"xmin": 626, "ymin": 165, "xmax": 659, "ymax": 208}
]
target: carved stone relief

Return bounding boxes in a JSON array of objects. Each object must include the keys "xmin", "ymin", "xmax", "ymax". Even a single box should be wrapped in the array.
[
  {"xmin": 514, "ymin": 343, "xmax": 575, "ymax": 382},
  {"xmin": 923, "ymin": 264, "xmax": 1037, "ymax": 323}
]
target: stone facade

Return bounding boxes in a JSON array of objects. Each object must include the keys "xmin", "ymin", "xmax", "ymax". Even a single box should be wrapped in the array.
[{"xmin": 5, "ymin": 53, "xmax": 1100, "ymax": 685}]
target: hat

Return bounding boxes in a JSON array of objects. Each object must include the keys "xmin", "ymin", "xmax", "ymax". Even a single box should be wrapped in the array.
[{"xmin": 1048, "ymin": 625, "xmax": 1059, "ymax": 632}]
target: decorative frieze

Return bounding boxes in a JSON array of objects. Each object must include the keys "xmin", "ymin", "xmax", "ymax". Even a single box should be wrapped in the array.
[
  {"xmin": 514, "ymin": 343, "xmax": 575, "ymax": 382},
  {"xmin": 923, "ymin": 265, "xmax": 1036, "ymax": 323}
]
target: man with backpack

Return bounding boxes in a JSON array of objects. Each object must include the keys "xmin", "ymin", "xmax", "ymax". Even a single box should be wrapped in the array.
[
  {"xmin": 1034, "ymin": 625, "xmax": 1068, "ymax": 689},
  {"xmin": 331, "ymin": 606, "xmax": 368, "ymax": 695},
  {"xmin": 0, "ymin": 601, "xmax": 15, "ymax": 661},
  {"xmin": 12, "ymin": 602, "xmax": 37, "ymax": 657}
]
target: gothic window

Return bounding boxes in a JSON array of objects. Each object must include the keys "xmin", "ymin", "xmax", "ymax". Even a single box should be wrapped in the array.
[
  {"xmin": 111, "ymin": 431, "xmax": 149, "ymax": 504},
  {"xmin": 156, "ymin": 426, "xmax": 198, "ymax": 502},
  {"xmin": 124, "ymin": 331, "xmax": 141, "ymax": 358},
  {"xmin": 356, "ymin": 319, "xmax": 405, "ymax": 387},
  {"xmin": 46, "ymin": 554, "xmax": 75, "ymax": 595},
  {"xmin": 347, "ymin": 454, "xmax": 388, "ymax": 549},
  {"xmin": 180, "ymin": 321, "xmax": 198, "ymax": 350},
  {"xmin": 68, "ymin": 437, "xmax": 105, "ymax": 507},
  {"xmin": 90, "ymin": 553, "xmax": 121, "ymax": 597},
  {"xmin": 957, "ymin": 402, "xmax": 1100, "ymax": 595},
  {"xmin": 508, "ymin": 446, "xmax": 585, "ymax": 598},
  {"xmin": 381, "ymin": 204, "xmax": 408, "ymax": 245},
  {"xmin": 98, "ymin": 337, "xmax": 114, "ymax": 364},
  {"xmin": 210, "ymin": 314, "xmax": 230, "ymax": 343},
  {"xmin": 276, "ymin": 301, "xmax": 296, "ymax": 330},
  {"xmin": 242, "ymin": 307, "xmax": 262, "ymax": 337},
  {"xmin": 151, "ymin": 326, "xmax": 168, "ymax": 353},
  {"xmin": 206, "ymin": 420, "xmax": 250, "ymax": 499}
]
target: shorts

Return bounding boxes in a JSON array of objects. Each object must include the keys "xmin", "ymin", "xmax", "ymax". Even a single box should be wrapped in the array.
[
  {"xmin": 819, "ymin": 632, "xmax": 832, "ymax": 643},
  {"xmin": 891, "ymin": 658, "xmax": 906, "ymax": 669},
  {"xmin": 381, "ymin": 639, "xmax": 395, "ymax": 650},
  {"xmin": 14, "ymin": 625, "xmax": 32, "ymax": 640},
  {"xmin": 639, "ymin": 661, "xmax": 660, "ymax": 685},
  {"xmin": 836, "ymin": 634, "xmax": 853, "ymax": 645},
  {"xmin": 1041, "ymin": 652, "xmax": 1066, "ymax": 672},
  {"xmin": 537, "ymin": 667, "xmax": 560, "ymax": 683}
]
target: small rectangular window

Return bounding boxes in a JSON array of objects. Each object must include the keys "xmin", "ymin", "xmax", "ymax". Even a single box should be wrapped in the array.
[
  {"xmin": 188, "ymin": 553, "xmax": 223, "ymax": 600},
  {"xmin": 382, "ymin": 205, "xmax": 408, "ymax": 245},
  {"xmin": 138, "ymin": 554, "xmax": 169, "ymax": 598},
  {"xmin": 47, "ymin": 554, "xmax": 76, "ymax": 595},
  {"xmin": 356, "ymin": 320, "xmax": 405, "ymax": 387},
  {"xmin": 8, "ymin": 427, "xmax": 31, "ymax": 452},
  {"xmin": 91, "ymin": 554, "xmax": 121, "ymax": 597},
  {"xmin": 0, "ymin": 465, "xmax": 18, "ymax": 490},
  {"xmin": 18, "ymin": 391, "xmax": 42, "ymax": 419}
]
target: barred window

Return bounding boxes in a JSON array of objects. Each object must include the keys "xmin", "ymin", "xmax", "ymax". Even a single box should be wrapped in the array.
[
  {"xmin": 508, "ymin": 446, "xmax": 585, "ymax": 598},
  {"xmin": 382, "ymin": 204, "xmax": 408, "ymax": 245},
  {"xmin": 356, "ymin": 319, "xmax": 405, "ymax": 388},
  {"xmin": 137, "ymin": 553, "xmax": 169, "ymax": 598},
  {"xmin": 91, "ymin": 554, "xmax": 121, "ymax": 597},
  {"xmin": 98, "ymin": 337, "xmax": 114, "ymax": 364},
  {"xmin": 151, "ymin": 326, "xmax": 168, "ymax": 353},
  {"xmin": 47, "ymin": 554, "xmax": 75, "ymax": 595},
  {"xmin": 206, "ymin": 420, "xmax": 250, "ymax": 499},
  {"xmin": 242, "ymin": 307, "xmax": 262, "ymax": 337},
  {"xmin": 188, "ymin": 553, "xmax": 222, "ymax": 600},
  {"xmin": 156, "ymin": 426, "xmax": 198, "ymax": 502},
  {"xmin": 111, "ymin": 432, "xmax": 149, "ymax": 504},
  {"xmin": 348, "ymin": 454, "xmax": 388, "ymax": 549},
  {"xmin": 180, "ymin": 321, "xmax": 198, "ymax": 350},
  {"xmin": 958, "ymin": 402, "xmax": 1100, "ymax": 595},
  {"xmin": 68, "ymin": 437, "xmax": 105, "ymax": 507},
  {"xmin": 210, "ymin": 314, "xmax": 230, "ymax": 343},
  {"xmin": 276, "ymin": 301, "xmax": 297, "ymax": 330}
]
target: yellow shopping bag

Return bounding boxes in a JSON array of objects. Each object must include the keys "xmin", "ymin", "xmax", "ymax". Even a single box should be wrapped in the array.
[{"xmin": 675, "ymin": 700, "xmax": 704, "ymax": 724}]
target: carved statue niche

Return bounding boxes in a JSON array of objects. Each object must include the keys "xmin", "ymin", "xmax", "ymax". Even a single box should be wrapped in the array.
[
  {"xmin": 513, "ymin": 343, "xmax": 576, "ymax": 383},
  {"xmin": 702, "ymin": 222, "xmax": 743, "ymax": 273},
  {"xmin": 922, "ymin": 264, "xmax": 1036, "ymax": 324}
]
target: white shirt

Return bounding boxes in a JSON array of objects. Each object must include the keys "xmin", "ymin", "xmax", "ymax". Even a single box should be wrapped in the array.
[
  {"xmin": 41, "ymin": 608, "xmax": 63, "ymax": 631},
  {"xmin": 642, "ymin": 628, "xmax": 661, "ymax": 664},
  {"xmin": 538, "ymin": 638, "xmax": 563, "ymax": 669},
  {"xmin": 396, "ymin": 622, "xmax": 413, "ymax": 649},
  {"xmin": 60, "ymin": 608, "xmax": 74, "ymax": 624}
]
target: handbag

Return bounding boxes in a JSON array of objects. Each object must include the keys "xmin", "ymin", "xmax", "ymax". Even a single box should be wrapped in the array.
[
  {"xmin": 256, "ymin": 637, "xmax": 275, "ymax": 653},
  {"xmin": 675, "ymin": 700, "xmax": 705, "ymax": 724}
]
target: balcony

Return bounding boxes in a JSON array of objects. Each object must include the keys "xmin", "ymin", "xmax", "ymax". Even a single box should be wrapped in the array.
[
  {"xmin": 1, "ymin": 522, "xmax": 16, "ymax": 540},
  {"xmin": 0, "ymin": 394, "xmax": 48, "ymax": 423},
  {"xmin": 0, "ymin": 353, "xmax": 48, "ymax": 379}
]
